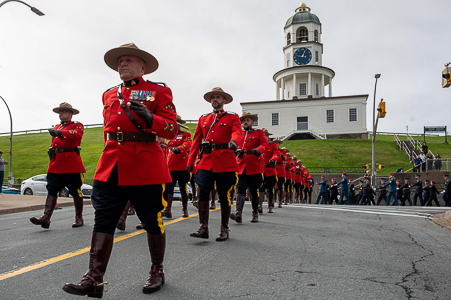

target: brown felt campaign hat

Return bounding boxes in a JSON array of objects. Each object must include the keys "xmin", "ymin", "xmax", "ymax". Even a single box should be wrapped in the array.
[
  {"xmin": 204, "ymin": 87, "xmax": 233, "ymax": 104},
  {"xmin": 272, "ymin": 138, "xmax": 283, "ymax": 144},
  {"xmin": 52, "ymin": 102, "xmax": 79, "ymax": 115},
  {"xmin": 240, "ymin": 112, "xmax": 258, "ymax": 122},
  {"xmin": 176, "ymin": 115, "xmax": 186, "ymax": 124},
  {"xmin": 104, "ymin": 43, "xmax": 159, "ymax": 75},
  {"xmin": 262, "ymin": 128, "xmax": 273, "ymax": 136}
]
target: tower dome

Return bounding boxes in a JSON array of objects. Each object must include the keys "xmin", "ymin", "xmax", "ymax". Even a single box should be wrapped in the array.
[{"xmin": 285, "ymin": 3, "xmax": 321, "ymax": 28}]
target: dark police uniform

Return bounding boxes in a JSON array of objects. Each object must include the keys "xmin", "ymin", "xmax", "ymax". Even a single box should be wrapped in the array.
[
  {"xmin": 376, "ymin": 182, "xmax": 387, "ymax": 205},
  {"xmin": 412, "ymin": 177, "xmax": 424, "ymax": 206}
]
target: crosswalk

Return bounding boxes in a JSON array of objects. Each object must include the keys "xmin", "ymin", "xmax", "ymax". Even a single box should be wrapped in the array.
[{"xmin": 290, "ymin": 204, "xmax": 451, "ymax": 218}]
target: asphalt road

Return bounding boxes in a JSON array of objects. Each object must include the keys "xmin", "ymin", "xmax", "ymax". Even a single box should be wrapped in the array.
[{"xmin": 1, "ymin": 203, "xmax": 451, "ymax": 300}]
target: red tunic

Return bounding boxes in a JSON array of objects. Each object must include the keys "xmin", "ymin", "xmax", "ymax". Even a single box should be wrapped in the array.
[
  {"xmin": 262, "ymin": 142, "xmax": 281, "ymax": 177},
  {"xmin": 167, "ymin": 130, "xmax": 192, "ymax": 171},
  {"xmin": 94, "ymin": 77, "xmax": 177, "ymax": 185},
  {"xmin": 47, "ymin": 121, "xmax": 85, "ymax": 174},
  {"xmin": 235, "ymin": 129, "xmax": 268, "ymax": 175},
  {"xmin": 294, "ymin": 165, "xmax": 302, "ymax": 183},
  {"xmin": 285, "ymin": 157, "xmax": 294, "ymax": 180},
  {"xmin": 188, "ymin": 110, "xmax": 242, "ymax": 173},
  {"xmin": 275, "ymin": 148, "xmax": 286, "ymax": 177}
]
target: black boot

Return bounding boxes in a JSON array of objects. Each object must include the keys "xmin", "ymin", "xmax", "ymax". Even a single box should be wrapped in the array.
[
  {"xmin": 190, "ymin": 201, "xmax": 209, "ymax": 239},
  {"xmin": 142, "ymin": 233, "xmax": 165, "ymax": 294},
  {"xmin": 62, "ymin": 232, "xmax": 113, "ymax": 298},
  {"xmin": 210, "ymin": 189, "xmax": 216, "ymax": 209},
  {"xmin": 30, "ymin": 195, "xmax": 57, "ymax": 229},
  {"xmin": 216, "ymin": 204, "xmax": 231, "ymax": 241},
  {"xmin": 181, "ymin": 194, "xmax": 189, "ymax": 218},
  {"xmin": 258, "ymin": 193, "xmax": 264, "ymax": 214},
  {"xmin": 161, "ymin": 194, "xmax": 173, "ymax": 218},
  {"xmin": 230, "ymin": 194, "xmax": 245, "ymax": 223}
]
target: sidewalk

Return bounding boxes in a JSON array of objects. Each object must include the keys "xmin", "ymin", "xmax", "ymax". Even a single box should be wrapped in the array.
[{"xmin": 0, "ymin": 193, "xmax": 91, "ymax": 215}]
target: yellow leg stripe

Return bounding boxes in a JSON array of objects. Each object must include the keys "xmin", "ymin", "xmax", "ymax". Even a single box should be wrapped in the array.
[{"xmin": 158, "ymin": 183, "xmax": 166, "ymax": 234}]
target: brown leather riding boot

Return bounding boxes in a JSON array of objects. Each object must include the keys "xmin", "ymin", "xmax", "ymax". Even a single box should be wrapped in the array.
[
  {"xmin": 190, "ymin": 201, "xmax": 209, "ymax": 239},
  {"xmin": 210, "ymin": 189, "xmax": 216, "ymax": 209},
  {"xmin": 230, "ymin": 188, "xmax": 235, "ymax": 205},
  {"xmin": 268, "ymin": 192, "xmax": 274, "ymax": 213},
  {"xmin": 216, "ymin": 204, "xmax": 231, "ymax": 241},
  {"xmin": 161, "ymin": 194, "xmax": 173, "ymax": 218},
  {"xmin": 230, "ymin": 194, "xmax": 245, "ymax": 223},
  {"xmin": 62, "ymin": 232, "xmax": 114, "ymax": 298},
  {"xmin": 142, "ymin": 232, "xmax": 166, "ymax": 294},
  {"xmin": 251, "ymin": 196, "xmax": 259, "ymax": 223},
  {"xmin": 116, "ymin": 201, "xmax": 131, "ymax": 231},
  {"xmin": 258, "ymin": 193, "xmax": 264, "ymax": 214},
  {"xmin": 30, "ymin": 195, "xmax": 57, "ymax": 229},
  {"xmin": 278, "ymin": 190, "xmax": 283, "ymax": 208},
  {"xmin": 72, "ymin": 197, "xmax": 84, "ymax": 228},
  {"xmin": 181, "ymin": 194, "xmax": 189, "ymax": 218}
]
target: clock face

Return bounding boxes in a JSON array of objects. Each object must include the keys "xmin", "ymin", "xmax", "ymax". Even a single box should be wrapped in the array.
[{"xmin": 293, "ymin": 47, "xmax": 312, "ymax": 65}]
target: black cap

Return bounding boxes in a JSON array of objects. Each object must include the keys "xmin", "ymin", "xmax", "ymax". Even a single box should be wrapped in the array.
[
  {"xmin": 444, "ymin": 174, "xmax": 449, "ymax": 177},
  {"xmin": 0, "ymin": 150, "xmax": 3, "ymax": 154},
  {"xmin": 416, "ymin": 174, "xmax": 420, "ymax": 177},
  {"xmin": 405, "ymin": 178, "xmax": 409, "ymax": 180},
  {"xmin": 425, "ymin": 179, "xmax": 430, "ymax": 182}
]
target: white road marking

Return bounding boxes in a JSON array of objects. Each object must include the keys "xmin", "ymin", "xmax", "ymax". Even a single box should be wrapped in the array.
[{"xmin": 292, "ymin": 205, "xmax": 432, "ymax": 218}]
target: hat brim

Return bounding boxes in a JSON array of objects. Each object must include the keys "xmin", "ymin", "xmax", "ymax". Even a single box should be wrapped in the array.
[
  {"xmin": 104, "ymin": 47, "xmax": 159, "ymax": 75},
  {"xmin": 240, "ymin": 115, "xmax": 258, "ymax": 122},
  {"xmin": 53, "ymin": 107, "xmax": 79, "ymax": 115},
  {"xmin": 204, "ymin": 91, "xmax": 233, "ymax": 104},
  {"xmin": 273, "ymin": 140, "xmax": 283, "ymax": 144}
]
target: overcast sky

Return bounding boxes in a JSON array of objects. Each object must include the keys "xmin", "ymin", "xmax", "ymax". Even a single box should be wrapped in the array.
[{"xmin": 0, "ymin": 0, "xmax": 450, "ymax": 135}]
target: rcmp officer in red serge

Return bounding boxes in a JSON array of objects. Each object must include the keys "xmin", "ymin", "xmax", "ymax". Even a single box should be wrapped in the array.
[
  {"xmin": 30, "ymin": 102, "xmax": 85, "ymax": 229},
  {"xmin": 187, "ymin": 87, "xmax": 242, "ymax": 242},
  {"xmin": 161, "ymin": 115, "xmax": 192, "ymax": 218},
  {"xmin": 261, "ymin": 128, "xmax": 280, "ymax": 213},
  {"xmin": 273, "ymin": 138, "xmax": 286, "ymax": 208},
  {"xmin": 63, "ymin": 43, "xmax": 177, "ymax": 297},
  {"xmin": 230, "ymin": 112, "xmax": 268, "ymax": 223}
]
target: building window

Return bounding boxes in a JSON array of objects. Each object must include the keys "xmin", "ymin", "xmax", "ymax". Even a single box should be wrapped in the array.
[
  {"xmin": 314, "ymin": 30, "xmax": 319, "ymax": 42},
  {"xmin": 272, "ymin": 113, "xmax": 279, "ymax": 126},
  {"xmin": 316, "ymin": 83, "xmax": 319, "ymax": 96},
  {"xmin": 287, "ymin": 33, "xmax": 291, "ymax": 45},
  {"xmin": 315, "ymin": 51, "xmax": 319, "ymax": 63},
  {"xmin": 299, "ymin": 83, "xmax": 306, "ymax": 96},
  {"xmin": 349, "ymin": 108, "xmax": 357, "ymax": 122},
  {"xmin": 297, "ymin": 116, "xmax": 308, "ymax": 130},
  {"xmin": 326, "ymin": 110, "xmax": 334, "ymax": 123},
  {"xmin": 296, "ymin": 26, "xmax": 308, "ymax": 42},
  {"xmin": 252, "ymin": 114, "xmax": 259, "ymax": 127},
  {"xmin": 286, "ymin": 53, "xmax": 290, "ymax": 67}
]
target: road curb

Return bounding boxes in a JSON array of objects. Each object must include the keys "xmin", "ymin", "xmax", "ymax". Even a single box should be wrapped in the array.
[{"xmin": 0, "ymin": 199, "xmax": 92, "ymax": 216}]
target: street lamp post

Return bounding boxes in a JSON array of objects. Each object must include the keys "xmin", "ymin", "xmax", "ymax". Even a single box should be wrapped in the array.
[
  {"xmin": 0, "ymin": 96, "xmax": 13, "ymax": 187},
  {"xmin": 372, "ymin": 74, "xmax": 381, "ymax": 187},
  {"xmin": 0, "ymin": 0, "xmax": 44, "ymax": 15}
]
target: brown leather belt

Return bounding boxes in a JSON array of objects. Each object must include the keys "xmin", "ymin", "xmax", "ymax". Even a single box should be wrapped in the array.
[
  {"xmin": 55, "ymin": 148, "xmax": 77, "ymax": 153},
  {"xmin": 275, "ymin": 162, "xmax": 284, "ymax": 165},
  {"xmin": 243, "ymin": 150, "xmax": 255, "ymax": 155},
  {"xmin": 264, "ymin": 164, "xmax": 275, "ymax": 168},
  {"xmin": 210, "ymin": 144, "xmax": 229, "ymax": 150},
  {"xmin": 106, "ymin": 132, "xmax": 157, "ymax": 142}
]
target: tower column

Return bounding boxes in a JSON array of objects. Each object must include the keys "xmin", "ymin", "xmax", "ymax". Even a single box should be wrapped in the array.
[
  {"xmin": 321, "ymin": 73, "xmax": 325, "ymax": 97},
  {"xmin": 293, "ymin": 73, "xmax": 297, "ymax": 98},
  {"xmin": 329, "ymin": 77, "xmax": 333, "ymax": 97},
  {"xmin": 307, "ymin": 72, "xmax": 312, "ymax": 96},
  {"xmin": 281, "ymin": 77, "xmax": 285, "ymax": 100}
]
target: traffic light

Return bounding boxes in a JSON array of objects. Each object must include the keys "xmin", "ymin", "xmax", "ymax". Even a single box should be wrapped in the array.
[
  {"xmin": 363, "ymin": 164, "xmax": 369, "ymax": 170},
  {"xmin": 378, "ymin": 164, "xmax": 385, "ymax": 170},
  {"xmin": 442, "ymin": 66, "xmax": 451, "ymax": 88},
  {"xmin": 378, "ymin": 100, "xmax": 386, "ymax": 118}
]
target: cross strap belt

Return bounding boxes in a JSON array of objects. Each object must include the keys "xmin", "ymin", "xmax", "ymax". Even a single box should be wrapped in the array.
[{"xmin": 106, "ymin": 132, "xmax": 157, "ymax": 143}]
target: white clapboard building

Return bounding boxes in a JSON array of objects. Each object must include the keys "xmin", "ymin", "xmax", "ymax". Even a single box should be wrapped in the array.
[{"xmin": 241, "ymin": 3, "xmax": 368, "ymax": 140}]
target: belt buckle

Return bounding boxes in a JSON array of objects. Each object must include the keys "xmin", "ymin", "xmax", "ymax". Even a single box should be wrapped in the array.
[
  {"xmin": 211, "ymin": 144, "xmax": 216, "ymax": 150},
  {"xmin": 117, "ymin": 131, "xmax": 123, "ymax": 143}
]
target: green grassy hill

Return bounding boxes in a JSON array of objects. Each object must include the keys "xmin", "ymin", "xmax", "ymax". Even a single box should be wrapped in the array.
[{"xmin": 1, "ymin": 125, "xmax": 450, "ymax": 182}]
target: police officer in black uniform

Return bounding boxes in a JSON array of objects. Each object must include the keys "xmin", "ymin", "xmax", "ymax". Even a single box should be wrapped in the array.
[{"xmin": 411, "ymin": 174, "xmax": 424, "ymax": 206}]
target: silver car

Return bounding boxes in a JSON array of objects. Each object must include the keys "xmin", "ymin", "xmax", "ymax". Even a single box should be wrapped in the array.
[{"xmin": 20, "ymin": 174, "xmax": 92, "ymax": 198}]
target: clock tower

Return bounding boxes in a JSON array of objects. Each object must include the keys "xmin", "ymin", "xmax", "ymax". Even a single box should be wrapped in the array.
[{"xmin": 274, "ymin": 3, "xmax": 335, "ymax": 100}]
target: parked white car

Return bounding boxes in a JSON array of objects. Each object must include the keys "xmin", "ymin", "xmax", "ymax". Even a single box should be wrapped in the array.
[{"xmin": 21, "ymin": 174, "xmax": 92, "ymax": 198}]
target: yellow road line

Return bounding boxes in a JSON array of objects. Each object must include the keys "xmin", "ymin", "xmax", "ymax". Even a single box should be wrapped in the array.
[{"xmin": 0, "ymin": 205, "xmax": 230, "ymax": 282}]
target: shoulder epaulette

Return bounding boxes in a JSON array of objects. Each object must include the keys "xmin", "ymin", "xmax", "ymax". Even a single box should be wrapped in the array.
[
  {"xmin": 201, "ymin": 112, "xmax": 214, "ymax": 117},
  {"xmin": 104, "ymin": 84, "xmax": 120, "ymax": 93},
  {"xmin": 146, "ymin": 80, "xmax": 167, "ymax": 87},
  {"xmin": 226, "ymin": 111, "xmax": 238, "ymax": 115}
]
